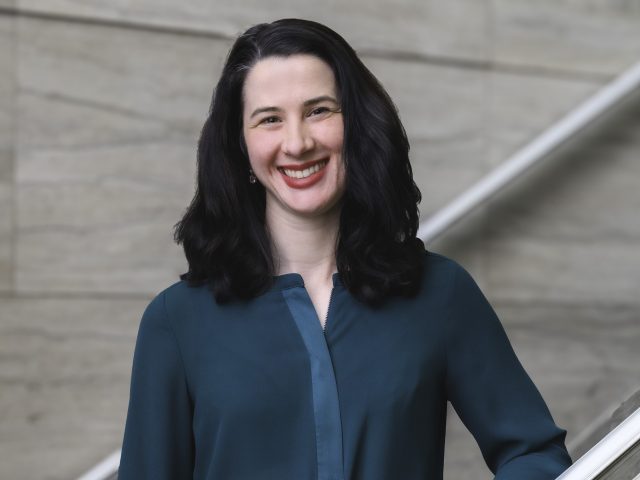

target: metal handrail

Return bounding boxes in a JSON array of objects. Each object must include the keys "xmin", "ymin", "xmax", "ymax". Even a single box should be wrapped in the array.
[
  {"xmin": 77, "ymin": 450, "xmax": 120, "ymax": 480},
  {"xmin": 556, "ymin": 407, "xmax": 640, "ymax": 480},
  {"xmin": 418, "ymin": 60, "xmax": 640, "ymax": 243}
]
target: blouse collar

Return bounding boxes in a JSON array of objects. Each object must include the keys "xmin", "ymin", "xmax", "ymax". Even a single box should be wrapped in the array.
[{"xmin": 272, "ymin": 272, "xmax": 342, "ymax": 290}]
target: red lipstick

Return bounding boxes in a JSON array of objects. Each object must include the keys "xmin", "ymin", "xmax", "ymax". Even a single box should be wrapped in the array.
[{"xmin": 278, "ymin": 159, "xmax": 328, "ymax": 189}]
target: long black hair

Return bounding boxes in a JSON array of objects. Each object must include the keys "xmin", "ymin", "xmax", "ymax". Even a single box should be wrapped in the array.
[{"xmin": 174, "ymin": 18, "xmax": 425, "ymax": 306}]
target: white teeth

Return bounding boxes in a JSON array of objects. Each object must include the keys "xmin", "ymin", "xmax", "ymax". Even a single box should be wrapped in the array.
[{"xmin": 282, "ymin": 160, "xmax": 327, "ymax": 179}]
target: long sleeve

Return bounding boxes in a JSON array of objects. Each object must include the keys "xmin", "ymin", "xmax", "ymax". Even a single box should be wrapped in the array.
[
  {"xmin": 444, "ymin": 262, "xmax": 572, "ymax": 479},
  {"xmin": 119, "ymin": 291, "xmax": 195, "ymax": 479}
]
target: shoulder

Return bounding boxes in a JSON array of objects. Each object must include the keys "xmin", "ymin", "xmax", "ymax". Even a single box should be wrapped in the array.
[
  {"xmin": 140, "ymin": 279, "xmax": 212, "ymax": 331},
  {"xmin": 387, "ymin": 250, "xmax": 479, "ymax": 318},
  {"xmin": 158, "ymin": 278, "xmax": 202, "ymax": 303},
  {"xmin": 417, "ymin": 250, "xmax": 492, "ymax": 322},
  {"xmin": 162, "ymin": 278, "xmax": 213, "ymax": 305},
  {"xmin": 422, "ymin": 249, "xmax": 462, "ymax": 273},
  {"xmin": 420, "ymin": 249, "xmax": 474, "ymax": 294},
  {"xmin": 422, "ymin": 251, "xmax": 505, "ymax": 343}
]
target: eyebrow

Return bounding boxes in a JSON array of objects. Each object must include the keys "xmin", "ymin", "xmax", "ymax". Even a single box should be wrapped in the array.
[{"xmin": 249, "ymin": 95, "xmax": 339, "ymax": 119}]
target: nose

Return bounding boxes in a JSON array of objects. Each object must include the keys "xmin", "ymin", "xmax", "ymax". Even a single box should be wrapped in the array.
[{"xmin": 282, "ymin": 121, "xmax": 315, "ymax": 157}]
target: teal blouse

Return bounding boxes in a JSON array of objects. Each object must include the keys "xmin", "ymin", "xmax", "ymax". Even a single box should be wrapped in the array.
[{"xmin": 119, "ymin": 251, "xmax": 571, "ymax": 479}]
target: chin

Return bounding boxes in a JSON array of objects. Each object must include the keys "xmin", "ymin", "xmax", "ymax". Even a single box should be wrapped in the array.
[{"xmin": 279, "ymin": 196, "xmax": 336, "ymax": 216}]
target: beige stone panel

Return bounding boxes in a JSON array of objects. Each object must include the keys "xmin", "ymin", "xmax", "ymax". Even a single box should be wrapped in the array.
[
  {"xmin": 487, "ymin": 70, "xmax": 601, "ymax": 166},
  {"xmin": 18, "ymin": 0, "xmax": 491, "ymax": 62},
  {"xmin": 14, "ymin": 17, "xmax": 228, "ymax": 294},
  {"xmin": 0, "ymin": 0, "xmax": 16, "ymax": 8},
  {"xmin": 412, "ymin": 142, "xmax": 489, "ymax": 215},
  {"xmin": 0, "ymin": 184, "xmax": 12, "ymax": 289},
  {"xmin": 486, "ymin": 107, "xmax": 640, "ymax": 242},
  {"xmin": 0, "ymin": 18, "xmax": 15, "ymax": 173},
  {"xmin": 486, "ymin": 237, "xmax": 640, "ymax": 305},
  {"xmin": 17, "ymin": 86, "xmax": 183, "ymax": 151},
  {"xmin": 17, "ymin": 16, "xmax": 228, "ymax": 138},
  {"xmin": 364, "ymin": 56, "xmax": 488, "ymax": 149},
  {"xmin": 475, "ymin": 70, "xmax": 640, "ymax": 292},
  {"xmin": 492, "ymin": 0, "xmax": 640, "ymax": 76},
  {"xmin": 423, "ymin": 72, "xmax": 604, "ymax": 286},
  {"xmin": 0, "ymin": 15, "xmax": 16, "ymax": 292},
  {"xmin": 17, "ymin": 142, "xmax": 194, "ymax": 294},
  {"xmin": 482, "ymin": 84, "xmax": 640, "ymax": 304},
  {"xmin": 496, "ymin": 302, "xmax": 640, "ymax": 454},
  {"xmin": 0, "ymin": 295, "xmax": 148, "ymax": 480},
  {"xmin": 0, "ymin": 183, "xmax": 12, "ymax": 293}
]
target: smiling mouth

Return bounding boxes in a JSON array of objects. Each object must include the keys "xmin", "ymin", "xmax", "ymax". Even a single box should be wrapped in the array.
[{"xmin": 278, "ymin": 160, "xmax": 328, "ymax": 179}]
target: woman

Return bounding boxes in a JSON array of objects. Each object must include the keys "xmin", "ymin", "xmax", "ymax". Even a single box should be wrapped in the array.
[{"xmin": 119, "ymin": 18, "xmax": 572, "ymax": 479}]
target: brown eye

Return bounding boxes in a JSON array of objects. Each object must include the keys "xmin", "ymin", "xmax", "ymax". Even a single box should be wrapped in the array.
[
  {"xmin": 309, "ymin": 107, "xmax": 330, "ymax": 116},
  {"xmin": 259, "ymin": 116, "xmax": 280, "ymax": 125}
]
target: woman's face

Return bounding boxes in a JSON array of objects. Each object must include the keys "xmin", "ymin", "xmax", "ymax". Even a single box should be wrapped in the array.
[{"xmin": 242, "ymin": 54, "xmax": 345, "ymax": 219}]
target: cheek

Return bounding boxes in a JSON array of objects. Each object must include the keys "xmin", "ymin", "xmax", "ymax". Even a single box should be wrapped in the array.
[
  {"xmin": 244, "ymin": 131, "xmax": 275, "ymax": 170},
  {"xmin": 318, "ymin": 121, "xmax": 344, "ymax": 152},
  {"xmin": 333, "ymin": 130, "xmax": 345, "ymax": 152}
]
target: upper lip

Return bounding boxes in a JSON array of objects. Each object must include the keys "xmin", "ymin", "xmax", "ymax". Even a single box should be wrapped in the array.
[{"xmin": 277, "ymin": 159, "xmax": 328, "ymax": 171}]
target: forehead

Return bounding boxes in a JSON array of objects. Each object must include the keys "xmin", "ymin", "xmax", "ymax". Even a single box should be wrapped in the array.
[{"xmin": 242, "ymin": 54, "xmax": 337, "ymax": 109}]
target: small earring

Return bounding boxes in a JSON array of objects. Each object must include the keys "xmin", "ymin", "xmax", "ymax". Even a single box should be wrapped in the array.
[{"xmin": 248, "ymin": 168, "xmax": 257, "ymax": 184}]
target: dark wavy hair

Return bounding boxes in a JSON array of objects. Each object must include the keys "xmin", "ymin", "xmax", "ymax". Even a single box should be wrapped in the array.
[{"xmin": 174, "ymin": 18, "xmax": 425, "ymax": 306}]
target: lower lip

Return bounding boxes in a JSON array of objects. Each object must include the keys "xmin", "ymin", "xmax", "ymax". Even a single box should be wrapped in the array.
[{"xmin": 279, "ymin": 162, "xmax": 328, "ymax": 189}]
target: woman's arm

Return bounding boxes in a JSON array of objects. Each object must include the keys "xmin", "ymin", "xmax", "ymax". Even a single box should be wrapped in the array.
[
  {"xmin": 444, "ymin": 261, "xmax": 572, "ymax": 479},
  {"xmin": 119, "ymin": 290, "xmax": 195, "ymax": 479}
]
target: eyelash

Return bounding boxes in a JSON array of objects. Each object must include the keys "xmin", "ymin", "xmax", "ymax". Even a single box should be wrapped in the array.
[
  {"xmin": 309, "ymin": 106, "xmax": 330, "ymax": 116},
  {"xmin": 260, "ymin": 116, "xmax": 280, "ymax": 125},
  {"xmin": 258, "ymin": 107, "xmax": 334, "ymax": 125}
]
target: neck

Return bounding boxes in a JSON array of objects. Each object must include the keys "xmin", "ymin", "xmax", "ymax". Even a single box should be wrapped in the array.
[{"xmin": 266, "ymin": 205, "xmax": 340, "ymax": 283}]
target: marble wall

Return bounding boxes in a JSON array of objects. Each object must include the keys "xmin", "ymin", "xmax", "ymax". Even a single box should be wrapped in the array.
[{"xmin": 1, "ymin": 2, "xmax": 639, "ymax": 478}]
